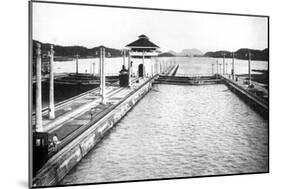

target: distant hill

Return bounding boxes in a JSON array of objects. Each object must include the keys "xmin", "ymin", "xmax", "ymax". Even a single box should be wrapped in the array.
[
  {"xmin": 166, "ymin": 48, "xmax": 203, "ymax": 57},
  {"xmin": 158, "ymin": 52, "xmax": 176, "ymax": 57},
  {"xmin": 204, "ymin": 48, "xmax": 268, "ymax": 61},
  {"xmin": 178, "ymin": 48, "xmax": 203, "ymax": 57},
  {"xmin": 167, "ymin": 50, "xmax": 178, "ymax": 56},
  {"xmin": 32, "ymin": 40, "xmax": 123, "ymax": 60}
]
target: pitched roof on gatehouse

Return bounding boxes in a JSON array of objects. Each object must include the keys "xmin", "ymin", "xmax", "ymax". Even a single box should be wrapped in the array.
[{"xmin": 126, "ymin": 34, "xmax": 159, "ymax": 48}]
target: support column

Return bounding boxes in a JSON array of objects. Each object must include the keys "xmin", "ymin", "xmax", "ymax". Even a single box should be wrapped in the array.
[
  {"xmin": 36, "ymin": 43, "xmax": 43, "ymax": 132},
  {"xmin": 212, "ymin": 63, "xmax": 214, "ymax": 75},
  {"xmin": 48, "ymin": 45, "xmax": 55, "ymax": 119},
  {"xmin": 226, "ymin": 63, "xmax": 228, "ymax": 74}
]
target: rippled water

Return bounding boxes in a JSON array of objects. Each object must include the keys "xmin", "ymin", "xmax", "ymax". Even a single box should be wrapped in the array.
[{"xmin": 61, "ymin": 84, "xmax": 268, "ymax": 185}]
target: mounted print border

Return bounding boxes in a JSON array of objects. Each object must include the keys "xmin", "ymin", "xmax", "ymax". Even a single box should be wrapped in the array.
[{"xmin": 29, "ymin": 0, "xmax": 269, "ymax": 188}]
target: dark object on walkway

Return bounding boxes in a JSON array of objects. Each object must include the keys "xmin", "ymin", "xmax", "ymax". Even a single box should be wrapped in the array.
[
  {"xmin": 138, "ymin": 64, "xmax": 144, "ymax": 78},
  {"xmin": 33, "ymin": 132, "xmax": 49, "ymax": 176},
  {"xmin": 119, "ymin": 65, "xmax": 129, "ymax": 87}
]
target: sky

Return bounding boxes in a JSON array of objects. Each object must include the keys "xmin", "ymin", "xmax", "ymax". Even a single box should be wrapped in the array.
[{"xmin": 32, "ymin": 2, "xmax": 268, "ymax": 53}]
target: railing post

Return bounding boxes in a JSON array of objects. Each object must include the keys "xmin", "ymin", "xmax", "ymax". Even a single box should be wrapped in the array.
[
  {"xmin": 35, "ymin": 43, "xmax": 43, "ymax": 132},
  {"xmin": 48, "ymin": 44, "xmax": 55, "ymax": 119}
]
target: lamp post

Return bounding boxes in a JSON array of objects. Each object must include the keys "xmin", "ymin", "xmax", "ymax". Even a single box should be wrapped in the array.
[
  {"xmin": 231, "ymin": 52, "xmax": 235, "ymax": 80},
  {"xmin": 128, "ymin": 50, "xmax": 132, "ymax": 87},
  {"xmin": 216, "ymin": 60, "xmax": 219, "ymax": 75},
  {"xmin": 75, "ymin": 54, "xmax": 79, "ymax": 74},
  {"xmin": 35, "ymin": 43, "xmax": 43, "ymax": 132},
  {"xmin": 222, "ymin": 52, "xmax": 226, "ymax": 75},
  {"xmin": 247, "ymin": 51, "xmax": 252, "ymax": 86},
  {"xmin": 142, "ymin": 51, "xmax": 145, "ymax": 77},
  {"xmin": 99, "ymin": 47, "xmax": 106, "ymax": 104},
  {"xmin": 48, "ymin": 45, "xmax": 55, "ymax": 119},
  {"xmin": 122, "ymin": 49, "xmax": 126, "ymax": 67}
]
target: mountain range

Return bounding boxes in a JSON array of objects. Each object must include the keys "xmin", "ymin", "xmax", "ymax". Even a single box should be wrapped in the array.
[
  {"xmin": 33, "ymin": 40, "xmax": 268, "ymax": 61},
  {"xmin": 167, "ymin": 48, "xmax": 203, "ymax": 57},
  {"xmin": 204, "ymin": 48, "xmax": 268, "ymax": 61},
  {"xmin": 33, "ymin": 40, "xmax": 123, "ymax": 60}
]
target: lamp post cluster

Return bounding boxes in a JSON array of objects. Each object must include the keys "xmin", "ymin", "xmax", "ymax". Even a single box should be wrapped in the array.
[
  {"xmin": 35, "ymin": 43, "xmax": 56, "ymax": 132},
  {"xmin": 246, "ymin": 51, "xmax": 253, "ymax": 86},
  {"xmin": 214, "ymin": 51, "xmax": 252, "ymax": 87},
  {"xmin": 34, "ymin": 43, "xmax": 115, "ymax": 132}
]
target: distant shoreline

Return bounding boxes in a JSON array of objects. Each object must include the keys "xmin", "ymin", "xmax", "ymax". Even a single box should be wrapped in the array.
[{"xmin": 53, "ymin": 56, "xmax": 269, "ymax": 62}]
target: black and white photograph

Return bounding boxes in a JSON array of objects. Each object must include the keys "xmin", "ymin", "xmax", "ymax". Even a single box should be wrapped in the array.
[{"xmin": 29, "ymin": 1, "xmax": 269, "ymax": 188}]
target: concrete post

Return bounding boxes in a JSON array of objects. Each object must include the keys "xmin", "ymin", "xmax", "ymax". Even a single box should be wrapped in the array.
[
  {"xmin": 248, "ymin": 51, "xmax": 251, "ymax": 85},
  {"xmin": 48, "ymin": 45, "xmax": 55, "ymax": 119},
  {"xmin": 226, "ymin": 63, "xmax": 228, "ymax": 74},
  {"xmin": 75, "ymin": 54, "xmax": 79, "ymax": 74},
  {"xmin": 36, "ymin": 43, "xmax": 43, "ymax": 132},
  {"xmin": 128, "ymin": 50, "xmax": 132, "ymax": 87},
  {"xmin": 212, "ymin": 63, "xmax": 214, "ymax": 75}
]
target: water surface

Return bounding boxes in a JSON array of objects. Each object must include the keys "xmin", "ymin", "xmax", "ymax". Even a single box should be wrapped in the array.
[{"xmin": 61, "ymin": 84, "xmax": 268, "ymax": 184}]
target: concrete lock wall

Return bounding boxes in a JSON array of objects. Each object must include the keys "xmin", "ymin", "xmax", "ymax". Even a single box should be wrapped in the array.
[
  {"xmin": 33, "ymin": 80, "xmax": 154, "ymax": 187},
  {"xmin": 221, "ymin": 77, "xmax": 268, "ymax": 119}
]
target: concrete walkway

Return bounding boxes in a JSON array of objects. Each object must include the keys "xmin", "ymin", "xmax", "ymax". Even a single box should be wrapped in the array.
[
  {"xmin": 43, "ymin": 77, "xmax": 151, "ymax": 156},
  {"xmin": 222, "ymin": 74, "xmax": 268, "ymax": 103}
]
